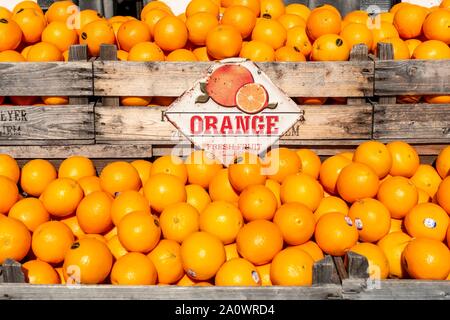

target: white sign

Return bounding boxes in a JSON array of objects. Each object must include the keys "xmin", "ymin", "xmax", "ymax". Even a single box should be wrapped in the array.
[
  {"xmin": 402, "ymin": 0, "xmax": 442, "ymax": 7},
  {"xmin": 166, "ymin": 60, "xmax": 302, "ymax": 165},
  {"xmin": 160, "ymin": 0, "xmax": 190, "ymax": 15}
]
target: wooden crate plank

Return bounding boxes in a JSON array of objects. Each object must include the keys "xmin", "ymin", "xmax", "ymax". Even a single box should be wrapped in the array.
[
  {"xmin": 342, "ymin": 279, "xmax": 450, "ymax": 300},
  {"xmin": 93, "ymin": 61, "xmax": 374, "ymax": 98},
  {"xmin": 376, "ymin": 43, "xmax": 396, "ymax": 105},
  {"xmin": 375, "ymin": 60, "xmax": 450, "ymax": 96},
  {"xmin": 373, "ymin": 104, "xmax": 450, "ymax": 140},
  {"xmin": 95, "ymin": 105, "xmax": 373, "ymax": 142},
  {"xmin": 99, "ymin": 44, "xmax": 120, "ymax": 107},
  {"xmin": 0, "ymin": 284, "xmax": 342, "ymax": 300},
  {"xmin": 1, "ymin": 260, "xmax": 25, "ymax": 284},
  {"xmin": 69, "ymin": 45, "xmax": 90, "ymax": 105},
  {"xmin": 0, "ymin": 62, "xmax": 92, "ymax": 97},
  {"xmin": 0, "ymin": 105, "xmax": 94, "ymax": 142}
]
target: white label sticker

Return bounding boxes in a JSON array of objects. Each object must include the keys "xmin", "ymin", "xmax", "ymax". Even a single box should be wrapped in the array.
[
  {"xmin": 355, "ymin": 218, "xmax": 364, "ymax": 231},
  {"xmin": 423, "ymin": 218, "xmax": 437, "ymax": 229},
  {"xmin": 344, "ymin": 216, "xmax": 353, "ymax": 227}
]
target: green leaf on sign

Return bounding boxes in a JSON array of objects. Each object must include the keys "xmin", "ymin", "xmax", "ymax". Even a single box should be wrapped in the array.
[
  {"xmin": 196, "ymin": 95, "xmax": 210, "ymax": 104},
  {"xmin": 200, "ymin": 82, "xmax": 208, "ymax": 94},
  {"xmin": 266, "ymin": 103, "xmax": 278, "ymax": 109}
]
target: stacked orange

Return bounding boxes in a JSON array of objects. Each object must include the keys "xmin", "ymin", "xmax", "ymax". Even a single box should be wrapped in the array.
[{"xmin": 0, "ymin": 141, "xmax": 450, "ymax": 285}]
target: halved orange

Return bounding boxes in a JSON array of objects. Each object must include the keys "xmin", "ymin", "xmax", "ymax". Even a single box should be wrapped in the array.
[{"xmin": 235, "ymin": 83, "xmax": 269, "ymax": 114}]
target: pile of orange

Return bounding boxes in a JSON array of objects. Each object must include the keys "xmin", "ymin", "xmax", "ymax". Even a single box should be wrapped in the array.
[{"xmin": 0, "ymin": 141, "xmax": 449, "ymax": 285}]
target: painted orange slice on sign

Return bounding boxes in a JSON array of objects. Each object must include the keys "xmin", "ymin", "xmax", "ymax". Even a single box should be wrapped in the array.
[{"xmin": 236, "ymin": 83, "xmax": 269, "ymax": 114}]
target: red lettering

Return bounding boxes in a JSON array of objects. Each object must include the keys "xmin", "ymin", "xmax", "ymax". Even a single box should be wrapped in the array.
[
  {"xmin": 266, "ymin": 116, "xmax": 279, "ymax": 134},
  {"xmin": 251, "ymin": 116, "xmax": 264, "ymax": 134},
  {"xmin": 236, "ymin": 116, "xmax": 250, "ymax": 134},
  {"xmin": 189, "ymin": 115, "xmax": 281, "ymax": 135},
  {"xmin": 204, "ymin": 116, "xmax": 218, "ymax": 134},
  {"xmin": 220, "ymin": 116, "xmax": 233, "ymax": 134},
  {"xmin": 190, "ymin": 116, "xmax": 203, "ymax": 134}
]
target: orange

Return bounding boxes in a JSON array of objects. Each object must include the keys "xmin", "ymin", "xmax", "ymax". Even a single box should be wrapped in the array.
[
  {"xmin": 12, "ymin": 8, "xmax": 47, "ymax": 44},
  {"xmin": 294, "ymin": 241, "xmax": 324, "ymax": 262},
  {"xmin": 412, "ymin": 40, "xmax": 450, "ymax": 59},
  {"xmin": 437, "ymin": 177, "xmax": 450, "ymax": 214},
  {"xmin": 281, "ymin": 173, "xmax": 323, "ymax": 211},
  {"xmin": 0, "ymin": 154, "xmax": 20, "ymax": 183},
  {"xmin": 393, "ymin": 5, "xmax": 428, "ymax": 39},
  {"xmin": 410, "ymin": 164, "xmax": 442, "ymax": 197},
  {"xmin": 186, "ymin": 12, "xmax": 219, "ymax": 46},
  {"xmin": 348, "ymin": 198, "xmax": 391, "ymax": 243},
  {"xmin": 199, "ymin": 201, "xmax": 243, "ymax": 244},
  {"xmin": 417, "ymin": 187, "xmax": 431, "ymax": 204},
  {"xmin": 76, "ymin": 191, "xmax": 113, "ymax": 234},
  {"xmin": 285, "ymin": 3, "xmax": 310, "ymax": 21},
  {"xmin": 405, "ymin": 39, "xmax": 422, "ymax": 57},
  {"xmin": 424, "ymin": 95, "xmax": 450, "ymax": 104},
  {"xmin": 314, "ymin": 212, "xmax": 359, "ymax": 256},
  {"xmin": 296, "ymin": 149, "xmax": 321, "ymax": 179},
  {"xmin": 273, "ymin": 203, "xmax": 315, "ymax": 245},
  {"xmin": 402, "ymin": 238, "xmax": 450, "ymax": 280},
  {"xmin": 103, "ymin": 226, "xmax": 117, "ymax": 241},
  {"xmin": 306, "ymin": 7, "xmax": 341, "ymax": 41},
  {"xmin": 371, "ymin": 22, "xmax": 399, "ymax": 52},
  {"xmin": 13, "ymin": 1, "xmax": 42, "ymax": 15},
  {"xmin": 40, "ymin": 178, "xmax": 84, "ymax": 217},
  {"xmin": 224, "ymin": 242, "xmax": 239, "ymax": 261},
  {"xmin": 45, "ymin": 1, "xmax": 77, "ymax": 24},
  {"xmin": 240, "ymin": 39, "xmax": 275, "ymax": 61},
  {"xmin": 151, "ymin": 155, "xmax": 187, "ymax": 184},
  {"xmin": 390, "ymin": 2, "xmax": 411, "ymax": 15},
  {"xmin": 319, "ymin": 155, "xmax": 352, "ymax": 194},
  {"xmin": 144, "ymin": 173, "xmax": 187, "ymax": 213},
  {"xmin": 377, "ymin": 176, "xmax": 418, "ymax": 219},
  {"xmin": 209, "ymin": 168, "xmax": 239, "ymax": 203},
  {"xmin": 42, "ymin": 21, "xmax": 78, "ymax": 52},
  {"xmin": 143, "ymin": 8, "xmax": 171, "ymax": 36},
  {"xmin": 23, "ymin": 260, "xmax": 60, "ymax": 284},
  {"xmin": 148, "ymin": 239, "xmax": 184, "ymax": 284},
  {"xmin": 118, "ymin": 211, "xmax": 161, "ymax": 253},
  {"xmin": 350, "ymin": 243, "xmax": 389, "ymax": 279},
  {"xmin": 42, "ymin": 96, "xmax": 69, "ymax": 105},
  {"xmin": 222, "ymin": 5, "xmax": 256, "ymax": 38},
  {"xmin": 100, "ymin": 161, "xmax": 141, "ymax": 196},
  {"xmin": 274, "ymin": 45, "xmax": 306, "ymax": 61},
  {"xmin": 344, "ymin": 10, "xmax": 369, "ymax": 24},
  {"xmin": 375, "ymin": 12, "xmax": 395, "ymax": 25},
  {"xmin": 238, "ymin": 185, "xmax": 277, "ymax": 221},
  {"xmin": 0, "ymin": 215, "xmax": 31, "ymax": 263},
  {"xmin": 72, "ymin": 9, "xmax": 104, "ymax": 35},
  {"xmin": 404, "ymin": 203, "xmax": 449, "ymax": 242},
  {"xmin": 0, "ymin": 6, "xmax": 12, "ymax": 20},
  {"xmin": 120, "ymin": 96, "xmax": 152, "ymax": 106},
  {"xmin": 336, "ymin": 163, "xmax": 379, "ymax": 203},
  {"xmin": 231, "ymin": 0, "xmax": 260, "ymax": 16},
  {"xmin": 264, "ymin": 148, "xmax": 302, "ymax": 183},
  {"xmin": 0, "ymin": 49, "xmax": 26, "ymax": 62},
  {"xmin": 111, "ymin": 252, "xmax": 157, "ymax": 285},
  {"xmin": 58, "ymin": 156, "xmax": 95, "ymax": 181},
  {"xmin": 176, "ymin": 274, "xmax": 197, "ymax": 286},
  {"xmin": 206, "ymin": 24, "xmax": 242, "ymax": 59},
  {"xmin": 270, "ymin": 247, "xmax": 314, "ymax": 286},
  {"xmin": 265, "ymin": 179, "xmax": 281, "ymax": 208},
  {"xmin": 251, "ymin": 17, "xmax": 286, "ymax": 49},
  {"xmin": 186, "ymin": 0, "xmax": 220, "ymax": 17},
  {"xmin": 117, "ymin": 49, "xmax": 128, "ymax": 61},
  {"xmin": 186, "ymin": 184, "xmax": 211, "ymax": 213},
  {"xmin": 60, "ymin": 215, "xmax": 85, "ymax": 240},
  {"xmin": 141, "ymin": 1, "xmax": 173, "ymax": 20},
  {"xmin": 215, "ymin": 257, "xmax": 261, "ymax": 286},
  {"xmin": 154, "ymin": 16, "xmax": 187, "ymax": 51},
  {"xmin": 422, "ymin": 9, "xmax": 450, "ymax": 44},
  {"xmin": 260, "ymin": 0, "xmax": 285, "ymax": 19},
  {"xmin": 377, "ymin": 231, "xmax": 411, "ymax": 278},
  {"xmin": 193, "ymin": 46, "xmax": 213, "ymax": 61},
  {"xmin": 63, "ymin": 50, "xmax": 69, "ymax": 61},
  {"xmin": 286, "ymin": 26, "xmax": 312, "ymax": 56},
  {"xmin": 228, "ymin": 152, "xmax": 266, "ymax": 193},
  {"xmin": 117, "ymin": 20, "xmax": 151, "ymax": 52},
  {"xmin": 130, "ymin": 160, "xmax": 152, "ymax": 186},
  {"xmin": 32, "ymin": 221, "xmax": 74, "ymax": 264},
  {"xmin": 353, "ymin": 141, "xmax": 392, "ymax": 179},
  {"xmin": 314, "ymin": 196, "xmax": 348, "ymax": 221},
  {"xmin": 436, "ymin": 146, "xmax": 450, "ymax": 179},
  {"xmin": 236, "ymin": 220, "xmax": 283, "ymax": 265},
  {"xmin": 441, "ymin": 0, "xmax": 450, "ymax": 8},
  {"xmin": 311, "ymin": 34, "xmax": 350, "ymax": 61},
  {"xmin": 253, "ymin": 263, "xmax": 271, "ymax": 286},
  {"xmin": 180, "ymin": 231, "xmax": 226, "ymax": 280},
  {"xmin": 8, "ymin": 198, "xmax": 49, "ymax": 232},
  {"xmin": 278, "ymin": 14, "xmax": 305, "ymax": 30},
  {"xmin": 78, "ymin": 176, "xmax": 102, "ymax": 196},
  {"xmin": 340, "ymin": 22, "xmax": 373, "ymax": 50},
  {"xmin": 128, "ymin": 41, "xmax": 165, "ymax": 61},
  {"xmin": 79, "ymin": 20, "xmax": 115, "ymax": 56},
  {"xmin": 9, "ymin": 96, "xmax": 39, "ymax": 105},
  {"xmin": 0, "ymin": 17, "xmax": 22, "ymax": 51},
  {"xmin": 160, "ymin": 202, "xmax": 199, "ymax": 243},
  {"xmin": 63, "ymin": 238, "xmax": 112, "ymax": 284},
  {"xmin": 185, "ymin": 151, "xmax": 222, "ymax": 188},
  {"xmin": 27, "ymin": 42, "xmax": 63, "ymax": 61},
  {"xmin": 378, "ymin": 37, "xmax": 411, "ymax": 60},
  {"xmin": 386, "ymin": 141, "xmax": 419, "ymax": 177},
  {"xmin": 107, "ymin": 235, "xmax": 128, "ymax": 260}
]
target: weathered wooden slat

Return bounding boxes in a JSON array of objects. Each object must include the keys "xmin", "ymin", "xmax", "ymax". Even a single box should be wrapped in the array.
[
  {"xmin": 1, "ymin": 260, "xmax": 25, "ymax": 284},
  {"xmin": 0, "ymin": 284, "xmax": 342, "ymax": 300},
  {"xmin": 376, "ymin": 43, "xmax": 396, "ymax": 105},
  {"xmin": 373, "ymin": 104, "xmax": 450, "ymax": 140},
  {"xmin": 69, "ymin": 45, "xmax": 90, "ymax": 105},
  {"xmin": 0, "ymin": 105, "xmax": 94, "ymax": 142},
  {"xmin": 0, "ymin": 62, "xmax": 92, "ymax": 97},
  {"xmin": 95, "ymin": 105, "xmax": 373, "ymax": 142},
  {"xmin": 93, "ymin": 61, "xmax": 374, "ymax": 97},
  {"xmin": 313, "ymin": 255, "xmax": 341, "ymax": 285},
  {"xmin": 346, "ymin": 252, "xmax": 369, "ymax": 279},
  {"xmin": 100, "ymin": 44, "xmax": 120, "ymax": 107},
  {"xmin": 348, "ymin": 44, "xmax": 370, "ymax": 106},
  {"xmin": 342, "ymin": 279, "xmax": 450, "ymax": 300},
  {"xmin": 375, "ymin": 60, "xmax": 450, "ymax": 96}
]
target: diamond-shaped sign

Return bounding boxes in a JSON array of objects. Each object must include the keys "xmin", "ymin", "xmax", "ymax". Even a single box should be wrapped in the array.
[{"xmin": 166, "ymin": 59, "xmax": 303, "ymax": 165}]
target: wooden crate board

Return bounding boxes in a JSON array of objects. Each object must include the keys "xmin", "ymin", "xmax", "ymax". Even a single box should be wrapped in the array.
[
  {"xmin": 0, "ymin": 105, "xmax": 95, "ymax": 143},
  {"xmin": 93, "ymin": 61, "xmax": 374, "ymax": 98},
  {"xmin": 375, "ymin": 60, "xmax": 450, "ymax": 96},
  {"xmin": 373, "ymin": 104, "xmax": 450, "ymax": 141},
  {"xmin": 0, "ymin": 62, "xmax": 93, "ymax": 96},
  {"xmin": 95, "ymin": 105, "xmax": 373, "ymax": 142}
]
